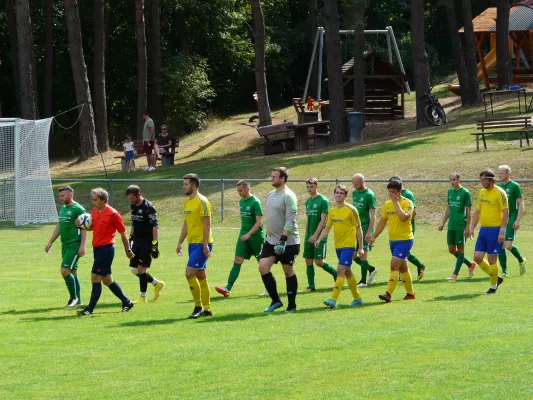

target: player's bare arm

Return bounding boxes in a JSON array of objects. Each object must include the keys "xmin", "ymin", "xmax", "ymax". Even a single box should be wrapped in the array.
[
  {"xmin": 202, "ymin": 215, "xmax": 211, "ymax": 257},
  {"xmin": 241, "ymin": 215, "xmax": 262, "ymax": 242},
  {"xmin": 45, "ymin": 224, "xmax": 60, "ymax": 253}
]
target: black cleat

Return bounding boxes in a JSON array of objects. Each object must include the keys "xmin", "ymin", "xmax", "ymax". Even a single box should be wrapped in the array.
[
  {"xmin": 484, "ymin": 288, "xmax": 497, "ymax": 295},
  {"xmin": 497, "ymin": 276, "xmax": 504, "ymax": 287},
  {"xmin": 122, "ymin": 301, "xmax": 135, "ymax": 312},
  {"xmin": 77, "ymin": 307, "xmax": 93, "ymax": 315},
  {"xmin": 66, "ymin": 298, "xmax": 79, "ymax": 308},
  {"xmin": 284, "ymin": 307, "xmax": 297, "ymax": 314},
  {"xmin": 189, "ymin": 306, "xmax": 204, "ymax": 319},
  {"xmin": 200, "ymin": 310, "xmax": 213, "ymax": 317}
]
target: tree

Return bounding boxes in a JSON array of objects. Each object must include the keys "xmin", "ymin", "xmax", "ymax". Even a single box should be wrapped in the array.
[
  {"xmin": 251, "ymin": 0, "xmax": 272, "ymax": 127},
  {"xmin": 135, "ymin": 0, "xmax": 148, "ymax": 139},
  {"xmin": 44, "ymin": 0, "xmax": 54, "ymax": 117},
  {"xmin": 6, "ymin": 0, "xmax": 21, "ymax": 114},
  {"xmin": 151, "ymin": 0, "xmax": 164, "ymax": 126},
  {"xmin": 94, "ymin": 0, "xmax": 109, "ymax": 152},
  {"xmin": 64, "ymin": 0, "xmax": 98, "ymax": 160},
  {"xmin": 345, "ymin": 0, "xmax": 366, "ymax": 115},
  {"xmin": 15, "ymin": 0, "xmax": 39, "ymax": 119},
  {"xmin": 323, "ymin": 0, "xmax": 347, "ymax": 143},
  {"xmin": 411, "ymin": 0, "xmax": 431, "ymax": 129},
  {"xmin": 308, "ymin": 0, "xmax": 318, "ymax": 97},
  {"xmin": 496, "ymin": 0, "xmax": 512, "ymax": 89},
  {"xmin": 461, "ymin": 0, "xmax": 481, "ymax": 105},
  {"xmin": 172, "ymin": 2, "xmax": 190, "ymax": 56}
]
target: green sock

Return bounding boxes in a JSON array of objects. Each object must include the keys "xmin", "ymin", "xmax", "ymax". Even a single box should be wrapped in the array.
[
  {"xmin": 407, "ymin": 253, "xmax": 424, "ymax": 270},
  {"xmin": 360, "ymin": 260, "xmax": 369, "ymax": 282},
  {"xmin": 462, "ymin": 255, "xmax": 473, "ymax": 267},
  {"xmin": 498, "ymin": 250, "xmax": 507, "ymax": 270},
  {"xmin": 322, "ymin": 261, "xmax": 337, "ymax": 280},
  {"xmin": 454, "ymin": 253, "xmax": 465, "ymax": 275},
  {"xmin": 63, "ymin": 273, "xmax": 76, "ymax": 299},
  {"xmin": 226, "ymin": 263, "xmax": 242, "ymax": 291},
  {"xmin": 354, "ymin": 257, "xmax": 362, "ymax": 266},
  {"xmin": 510, "ymin": 246, "xmax": 524, "ymax": 263},
  {"xmin": 74, "ymin": 274, "xmax": 81, "ymax": 303},
  {"xmin": 306, "ymin": 264, "xmax": 315, "ymax": 289}
]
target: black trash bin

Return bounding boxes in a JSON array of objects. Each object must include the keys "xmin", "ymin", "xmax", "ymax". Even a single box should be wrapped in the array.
[{"xmin": 346, "ymin": 112, "xmax": 364, "ymax": 143}]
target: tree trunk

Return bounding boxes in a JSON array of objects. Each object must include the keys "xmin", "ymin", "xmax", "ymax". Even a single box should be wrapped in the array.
[
  {"xmin": 151, "ymin": 0, "xmax": 164, "ymax": 126},
  {"xmin": 496, "ymin": 0, "xmax": 512, "ymax": 89},
  {"xmin": 135, "ymin": 0, "xmax": 148, "ymax": 139},
  {"xmin": 44, "ymin": 0, "xmax": 54, "ymax": 117},
  {"xmin": 461, "ymin": 0, "xmax": 481, "ymax": 105},
  {"xmin": 352, "ymin": 1, "xmax": 366, "ymax": 116},
  {"xmin": 6, "ymin": 0, "xmax": 21, "ymax": 114},
  {"xmin": 323, "ymin": 0, "xmax": 347, "ymax": 144},
  {"xmin": 444, "ymin": 0, "xmax": 469, "ymax": 106},
  {"xmin": 64, "ymin": 0, "xmax": 98, "ymax": 160},
  {"xmin": 251, "ymin": 0, "xmax": 272, "ymax": 127},
  {"xmin": 411, "ymin": 0, "xmax": 431, "ymax": 129},
  {"xmin": 308, "ymin": 0, "xmax": 318, "ymax": 97},
  {"xmin": 93, "ymin": 0, "xmax": 109, "ymax": 152},
  {"xmin": 15, "ymin": 0, "xmax": 39, "ymax": 119},
  {"xmin": 173, "ymin": 4, "xmax": 190, "ymax": 55}
]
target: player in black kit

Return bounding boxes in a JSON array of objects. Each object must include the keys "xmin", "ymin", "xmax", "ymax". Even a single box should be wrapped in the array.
[{"xmin": 126, "ymin": 185, "xmax": 166, "ymax": 303}]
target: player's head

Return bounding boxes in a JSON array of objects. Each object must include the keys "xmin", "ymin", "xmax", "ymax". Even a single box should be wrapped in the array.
[
  {"xmin": 91, "ymin": 187, "xmax": 109, "ymax": 210},
  {"xmin": 479, "ymin": 169, "xmax": 496, "ymax": 188},
  {"xmin": 498, "ymin": 165, "xmax": 511, "ymax": 182},
  {"xmin": 306, "ymin": 177, "xmax": 318, "ymax": 196},
  {"xmin": 142, "ymin": 110, "xmax": 150, "ymax": 121},
  {"xmin": 183, "ymin": 173, "xmax": 200, "ymax": 195},
  {"xmin": 126, "ymin": 185, "xmax": 143, "ymax": 205},
  {"xmin": 271, "ymin": 167, "xmax": 288, "ymax": 188},
  {"xmin": 334, "ymin": 184, "xmax": 348, "ymax": 203},
  {"xmin": 386, "ymin": 179, "xmax": 402, "ymax": 195},
  {"xmin": 352, "ymin": 173, "xmax": 365, "ymax": 190},
  {"xmin": 236, "ymin": 180, "xmax": 251, "ymax": 198},
  {"xmin": 449, "ymin": 172, "xmax": 461, "ymax": 188},
  {"xmin": 125, "ymin": 135, "xmax": 131, "ymax": 142},
  {"xmin": 58, "ymin": 186, "xmax": 74, "ymax": 205},
  {"xmin": 160, "ymin": 124, "xmax": 168, "ymax": 135}
]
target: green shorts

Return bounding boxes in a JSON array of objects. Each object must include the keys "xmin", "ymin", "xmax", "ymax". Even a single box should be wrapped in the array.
[
  {"xmin": 447, "ymin": 230, "xmax": 465, "ymax": 246},
  {"xmin": 505, "ymin": 218, "xmax": 517, "ymax": 242},
  {"xmin": 356, "ymin": 224, "xmax": 372, "ymax": 252},
  {"xmin": 303, "ymin": 241, "xmax": 327, "ymax": 260},
  {"xmin": 235, "ymin": 235, "xmax": 264, "ymax": 260},
  {"xmin": 61, "ymin": 243, "xmax": 81, "ymax": 270}
]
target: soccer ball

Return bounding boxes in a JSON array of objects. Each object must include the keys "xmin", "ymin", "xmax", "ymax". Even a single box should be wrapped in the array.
[{"xmin": 78, "ymin": 213, "xmax": 92, "ymax": 230}]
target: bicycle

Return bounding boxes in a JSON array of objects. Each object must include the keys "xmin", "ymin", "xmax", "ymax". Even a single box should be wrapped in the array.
[{"xmin": 420, "ymin": 87, "xmax": 447, "ymax": 126}]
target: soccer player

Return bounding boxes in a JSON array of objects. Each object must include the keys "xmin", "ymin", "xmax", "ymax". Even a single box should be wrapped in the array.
[
  {"xmin": 216, "ymin": 180, "xmax": 265, "ymax": 297},
  {"xmin": 316, "ymin": 185, "xmax": 364, "ymax": 308},
  {"xmin": 470, "ymin": 169, "xmax": 508, "ymax": 295},
  {"xmin": 258, "ymin": 167, "xmax": 300, "ymax": 313},
  {"xmin": 497, "ymin": 165, "xmax": 526, "ymax": 276},
  {"xmin": 370, "ymin": 179, "xmax": 416, "ymax": 303},
  {"xmin": 126, "ymin": 185, "xmax": 165, "ymax": 303},
  {"xmin": 177, "ymin": 173, "xmax": 214, "ymax": 319},
  {"xmin": 389, "ymin": 176, "xmax": 426, "ymax": 280},
  {"xmin": 77, "ymin": 188, "xmax": 135, "ymax": 315},
  {"xmin": 438, "ymin": 173, "xmax": 476, "ymax": 280},
  {"xmin": 351, "ymin": 173, "xmax": 378, "ymax": 287},
  {"xmin": 45, "ymin": 186, "xmax": 87, "ymax": 307},
  {"xmin": 302, "ymin": 177, "xmax": 337, "ymax": 292}
]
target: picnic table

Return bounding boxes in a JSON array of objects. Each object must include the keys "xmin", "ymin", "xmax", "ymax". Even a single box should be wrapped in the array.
[
  {"xmin": 482, "ymin": 89, "xmax": 527, "ymax": 117},
  {"xmin": 256, "ymin": 121, "xmax": 330, "ymax": 154}
]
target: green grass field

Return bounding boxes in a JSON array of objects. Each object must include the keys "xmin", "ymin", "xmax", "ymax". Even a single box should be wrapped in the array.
[{"xmin": 1, "ymin": 223, "xmax": 532, "ymax": 399}]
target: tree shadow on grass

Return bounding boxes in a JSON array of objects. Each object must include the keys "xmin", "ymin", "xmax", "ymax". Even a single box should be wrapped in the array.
[
  {"xmin": 21, "ymin": 315, "xmax": 89, "ymax": 322},
  {"xmin": 427, "ymin": 293, "xmax": 483, "ymax": 302},
  {"xmin": 2, "ymin": 303, "xmax": 123, "ymax": 316},
  {"xmin": 114, "ymin": 317, "xmax": 190, "ymax": 328}
]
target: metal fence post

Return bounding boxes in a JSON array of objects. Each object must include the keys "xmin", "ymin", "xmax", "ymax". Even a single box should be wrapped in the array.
[
  {"xmin": 109, "ymin": 179, "xmax": 114, "ymax": 206},
  {"xmin": 221, "ymin": 179, "xmax": 225, "ymax": 221}
]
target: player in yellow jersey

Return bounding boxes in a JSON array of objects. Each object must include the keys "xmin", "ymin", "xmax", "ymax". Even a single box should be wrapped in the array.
[
  {"xmin": 470, "ymin": 169, "xmax": 508, "ymax": 295},
  {"xmin": 369, "ymin": 179, "xmax": 416, "ymax": 302},
  {"xmin": 315, "ymin": 185, "xmax": 364, "ymax": 308},
  {"xmin": 177, "ymin": 173, "xmax": 214, "ymax": 318}
]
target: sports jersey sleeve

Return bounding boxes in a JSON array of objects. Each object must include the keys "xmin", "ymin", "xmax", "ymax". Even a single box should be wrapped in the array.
[
  {"xmin": 516, "ymin": 184, "xmax": 523, "ymax": 199},
  {"xmin": 321, "ymin": 197, "xmax": 330, "ymax": 215},
  {"xmin": 112, "ymin": 212, "xmax": 127, "ymax": 233},
  {"xmin": 381, "ymin": 205, "xmax": 387, "ymax": 219},
  {"xmin": 350, "ymin": 206, "xmax": 361, "ymax": 228},
  {"xmin": 326, "ymin": 212, "xmax": 334, "ymax": 229},
  {"xmin": 254, "ymin": 198, "xmax": 263, "ymax": 216},
  {"xmin": 498, "ymin": 188, "xmax": 509, "ymax": 210},
  {"xmin": 465, "ymin": 190, "xmax": 472, "ymax": 207},
  {"xmin": 147, "ymin": 204, "xmax": 159, "ymax": 228},
  {"xmin": 284, "ymin": 192, "xmax": 298, "ymax": 232},
  {"xmin": 370, "ymin": 193, "xmax": 377, "ymax": 209},
  {"xmin": 477, "ymin": 192, "xmax": 482, "ymax": 211},
  {"xmin": 199, "ymin": 197, "xmax": 212, "ymax": 217},
  {"xmin": 402, "ymin": 200, "xmax": 414, "ymax": 215}
]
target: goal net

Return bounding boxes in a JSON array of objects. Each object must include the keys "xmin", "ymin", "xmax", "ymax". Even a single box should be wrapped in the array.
[{"xmin": 0, "ymin": 118, "xmax": 58, "ymax": 225}]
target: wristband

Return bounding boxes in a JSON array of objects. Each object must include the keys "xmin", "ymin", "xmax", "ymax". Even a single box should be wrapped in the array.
[
  {"xmin": 126, "ymin": 249, "xmax": 132, "ymax": 253},
  {"xmin": 280, "ymin": 235, "xmax": 288, "ymax": 243},
  {"xmin": 499, "ymin": 228, "xmax": 506, "ymax": 235}
]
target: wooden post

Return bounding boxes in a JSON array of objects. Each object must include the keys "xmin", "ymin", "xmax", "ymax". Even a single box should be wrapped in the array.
[{"xmin": 475, "ymin": 32, "xmax": 490, "ymax": 89}]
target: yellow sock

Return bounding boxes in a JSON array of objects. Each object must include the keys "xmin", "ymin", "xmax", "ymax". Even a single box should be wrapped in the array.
[
  {"xmin": 489, "ymin": 264, "xmax": 499, "ymax": 285},
  {"xmin": 199, "ymin": 279, "xmax": 211, "ymax": 311},
  {"xmin": 478, "ymin": 259, "xmax": 491, "ymax": 276},
  {"xmin": 387, "ymin": 272, "xmax": 399, "ymax": 295},
  {"xmin": 187, "ymin": 277, "xmax": 202, "ymax": 307},
  {"xmin": 346, "ymin": 275, "xmax": 361, "ymax": 300},
  {"xmin": 331, "ymin": 277, "xmax": 345, "ymax": 302},
  {"xmin": 401, "ymin": 271, "xmax": 414, "ymax": 295}
]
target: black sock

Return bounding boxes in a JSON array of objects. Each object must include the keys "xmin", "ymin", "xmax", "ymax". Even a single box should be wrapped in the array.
[
  {"xmin": 368, "ymin": 266, "xmax": 375, "ymax": 273},
  {"xmin": 138, "ymin": 273, "xmax": 148, "ymax": 293},
  {"xmin": 261, "ymin": 272, "xmax": 280, "ymax": 303},
  {"xmin": 108, "ymin": 281, "xmax": 129, "ymax": 304},
  {"xmin": 88, "ymin": 282, "xmax": 102, "ymax": 311},
  {"xmin": 286, "ymin": 274, "xmax": 298, "ymax": 309},
  {"xmin": 145, "ymin": 273, "xmax": 154, "ymax": 283}
]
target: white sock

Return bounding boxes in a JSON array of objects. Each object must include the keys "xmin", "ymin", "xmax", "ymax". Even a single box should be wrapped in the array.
[
  {"xmin": 140, "ymin": 292, "xmax": 147, "ymax": 297},
  {"xmin": 151, "ymin": 279, "xmax": 158, "ymax": 286},
  {"xmin": 490, "ymin": 284, "xmax": 497, "ymax": 289}
]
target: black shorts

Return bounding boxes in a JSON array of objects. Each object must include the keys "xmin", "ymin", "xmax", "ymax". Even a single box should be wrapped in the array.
[
  {"xmin": 260, "ymin": 242, "xmax": 300, "ymax": 266},
  {"xmin": 92, "ymin": 245, "xmax": 115, "ymax": 277},
  {"xmin": 130, "ymin": 238, "xmax": 152, "ymax": 268}
]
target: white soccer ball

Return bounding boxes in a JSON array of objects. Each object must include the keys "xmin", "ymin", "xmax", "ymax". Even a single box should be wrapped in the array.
[{"xmin": 78, "ymin": 213, "xmax": 93, "ymax": 230}]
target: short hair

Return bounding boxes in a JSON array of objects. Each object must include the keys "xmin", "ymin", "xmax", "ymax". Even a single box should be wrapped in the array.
[
  {"xmin": 273, "ymin": 167, "xmax": 288, "ymax": 182},
  {"xmin": 389, "ymin": 175, "xmax": 402, "ymax": 183},
  {"xmin": 58, "ymin": 186, "xmax": 74, "ymax": 194},
  {"xmin": 142, "ymin": 110, "xmax": 150, "ymax": 116},
  {"xmin": 479, "ymin": 169, "xmax": 496, "ymax": 181},
  {"xmin": 236, "ymin": 180, "xmax": 250, "ymax": 188},
  {"xmin": 306, "ymin": 177, "xmax": 318, "ymax": 185},
  {"xmin": 125, "ymin": 135, "xmax": 131, "ymax": 140},
  {"xmin": 450, "ymin": 172, "xmax": 460, "ymax": 179},
  {"xmin": 125, "ymin": 185, "xmax": 141, "ymax": 196},
  {"xmin": 352, "ymin": 173, "xmax": 364, "ymax": 180},
  {"xmin": 499, "ymin": 165, "xmax": 511, "ymax": 173},
  {"xmin": 91, "ymin": 187, "xmax": 109, "ymax": 202},
  {"xmin": 184, "ymin": 173, "xmax": 200, "ymax": 187},
  {"xmin": 387, "ymin": 179, "xmax": 402, "ymax": 191},
  {"xmin": 334, "ymin": 184, "xmax": 348, "ymax": 195}
]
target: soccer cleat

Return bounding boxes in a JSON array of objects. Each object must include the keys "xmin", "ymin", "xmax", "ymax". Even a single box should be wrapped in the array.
[
  {"xmin": 188, "ymin": 306, "xmax": 204, "ymax": 319},
  {"xmin": 154, "ymin": 281, "xmax": 165, "ymax": 301},
  {"xmin": 66, "ymin": 298, "xmax": 79, "ymax": 308},
  {"xmin": 284, "ymin": 307, "xmax": 297, "ymax": 313},
  {"xmin": 263, "ymin": 301, "xmax": 283, "ymax": 313},
  {"xmin": 367, "ymin": 268, "xmax": 379, "ymax": 284},
  {"xmin": 77, "ymin": 307, "xmax": 93, "ymax": 316},
  {"xmin": 484, "ymin": 288, "xmax": 497, "ymax": 295},
  {"xmin": 417, "ymin": 266, "xmax": 425, "ymax": 281},
  {"xmin": 200, "ymin": 310, "xmax": 213, "ymax": 317},
  {"xmin": 323, "ymin": 299, "xmax": 337, "ymax": 309},
  {"xmin": 215, "ymin": 286, "xmax": 231, "ymax": 297},
  {"xmin": 519, "ymin": 258, "xmax": 527, "ymax": 275},
  {"xmin": 379, "ymin": 292, "xmax": 392, "ymax": 303},
  {"xmin": 351, "ymin": 298, "xmax": 364, "ymax": 307},
  {"xmin": 302, "ymin": 287, "xmax": 316, "ymax": 293},
  {"xmin": 143, "ymin": 166, "xmax": 150, "ymax": 171},
  {"xmin": 357, "ymin": 282, "xmax": 368, "ymax": 288},
  {"xmin": 446, "ymin": 274, "xmax": 458, "ymax": 281},
  {"xmin": 502, "ymin": 268, "xmax": 509, "ymax": 277},
  {"xmin": 122, "ymin": 301, "xmax": 135, "ymax": 312},
  {"xmin": 134, "ymin": 296, "xmax": 147, "ymax": 304},
  {"xmin": 497, "ymin": 276, "xmax": 504, "ymax": 287},
  {"xmin": 403, "ymin": 293, "xmax": 416, "ymax": 300},
  {"xmin": 259, "ymin": 289, "xmax": 270, "ymax": 297},
  {"xmin": 468, "ymin": 262, "xmax": 476, "ymax": 278}
]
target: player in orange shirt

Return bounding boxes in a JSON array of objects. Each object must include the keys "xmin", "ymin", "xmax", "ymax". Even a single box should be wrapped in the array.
[{"xmin": 77, "ymin": 188, "xmax": 135, "ymax": 315}]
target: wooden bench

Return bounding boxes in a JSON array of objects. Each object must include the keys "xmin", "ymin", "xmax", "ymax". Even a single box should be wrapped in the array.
[
  {"xmin": 292, "ymin": 98, "xmax": 320, "ymax": 124},
  {"xmin": 471, "ymin": 116, "xmax": 532, "ymax": 151},
  {"xmin": 257, "ymin": 122, "xmax": 295, "ymax": 155},
  {"xmin": 288, "ymin": 120, "xmax": 330, "ymax": 152},
  {"xmin": 256, "ymin": 121, "xmax": 330, "ymax": 154},
  {"xmin": 115, "ymin": 138, "xmax": 178, "ymax": 169}
]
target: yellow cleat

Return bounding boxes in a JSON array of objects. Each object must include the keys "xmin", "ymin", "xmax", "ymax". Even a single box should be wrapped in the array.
[
  {"xmin": 154, "ymin": 281, "xmax": 165, "ymax": 301},
  {"xmin": 134, "ymin": 296, "xmax": 147, "ymax": 304}
]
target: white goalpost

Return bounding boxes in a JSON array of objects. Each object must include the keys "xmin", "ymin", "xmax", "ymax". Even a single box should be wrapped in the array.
[{"xmin": 0, "ymin": 118, "xmax": 58, "ymax": 226}]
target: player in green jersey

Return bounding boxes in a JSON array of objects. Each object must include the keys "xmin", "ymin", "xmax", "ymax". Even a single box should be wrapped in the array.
[
  {"xmin": 351, "ymin": 173, "xmax": 378, "ymax": 286},
  {"xmin": 45, "ymin": 186, "xmax": 87, "ymax": 307},
  {"xmin": 498, "ymin": 165, "xmax": 526, "ymax": 275},
  {"xmin": 216, "ymin": 180, "xmax": 265, "ymax": 296},
  {"xmin": 438, "ymin": 173, "xmax": 476, "ymax": 280},
  {"xmin": 302, "ymin": 177, "xmax": 337, "ymax": 292}
]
